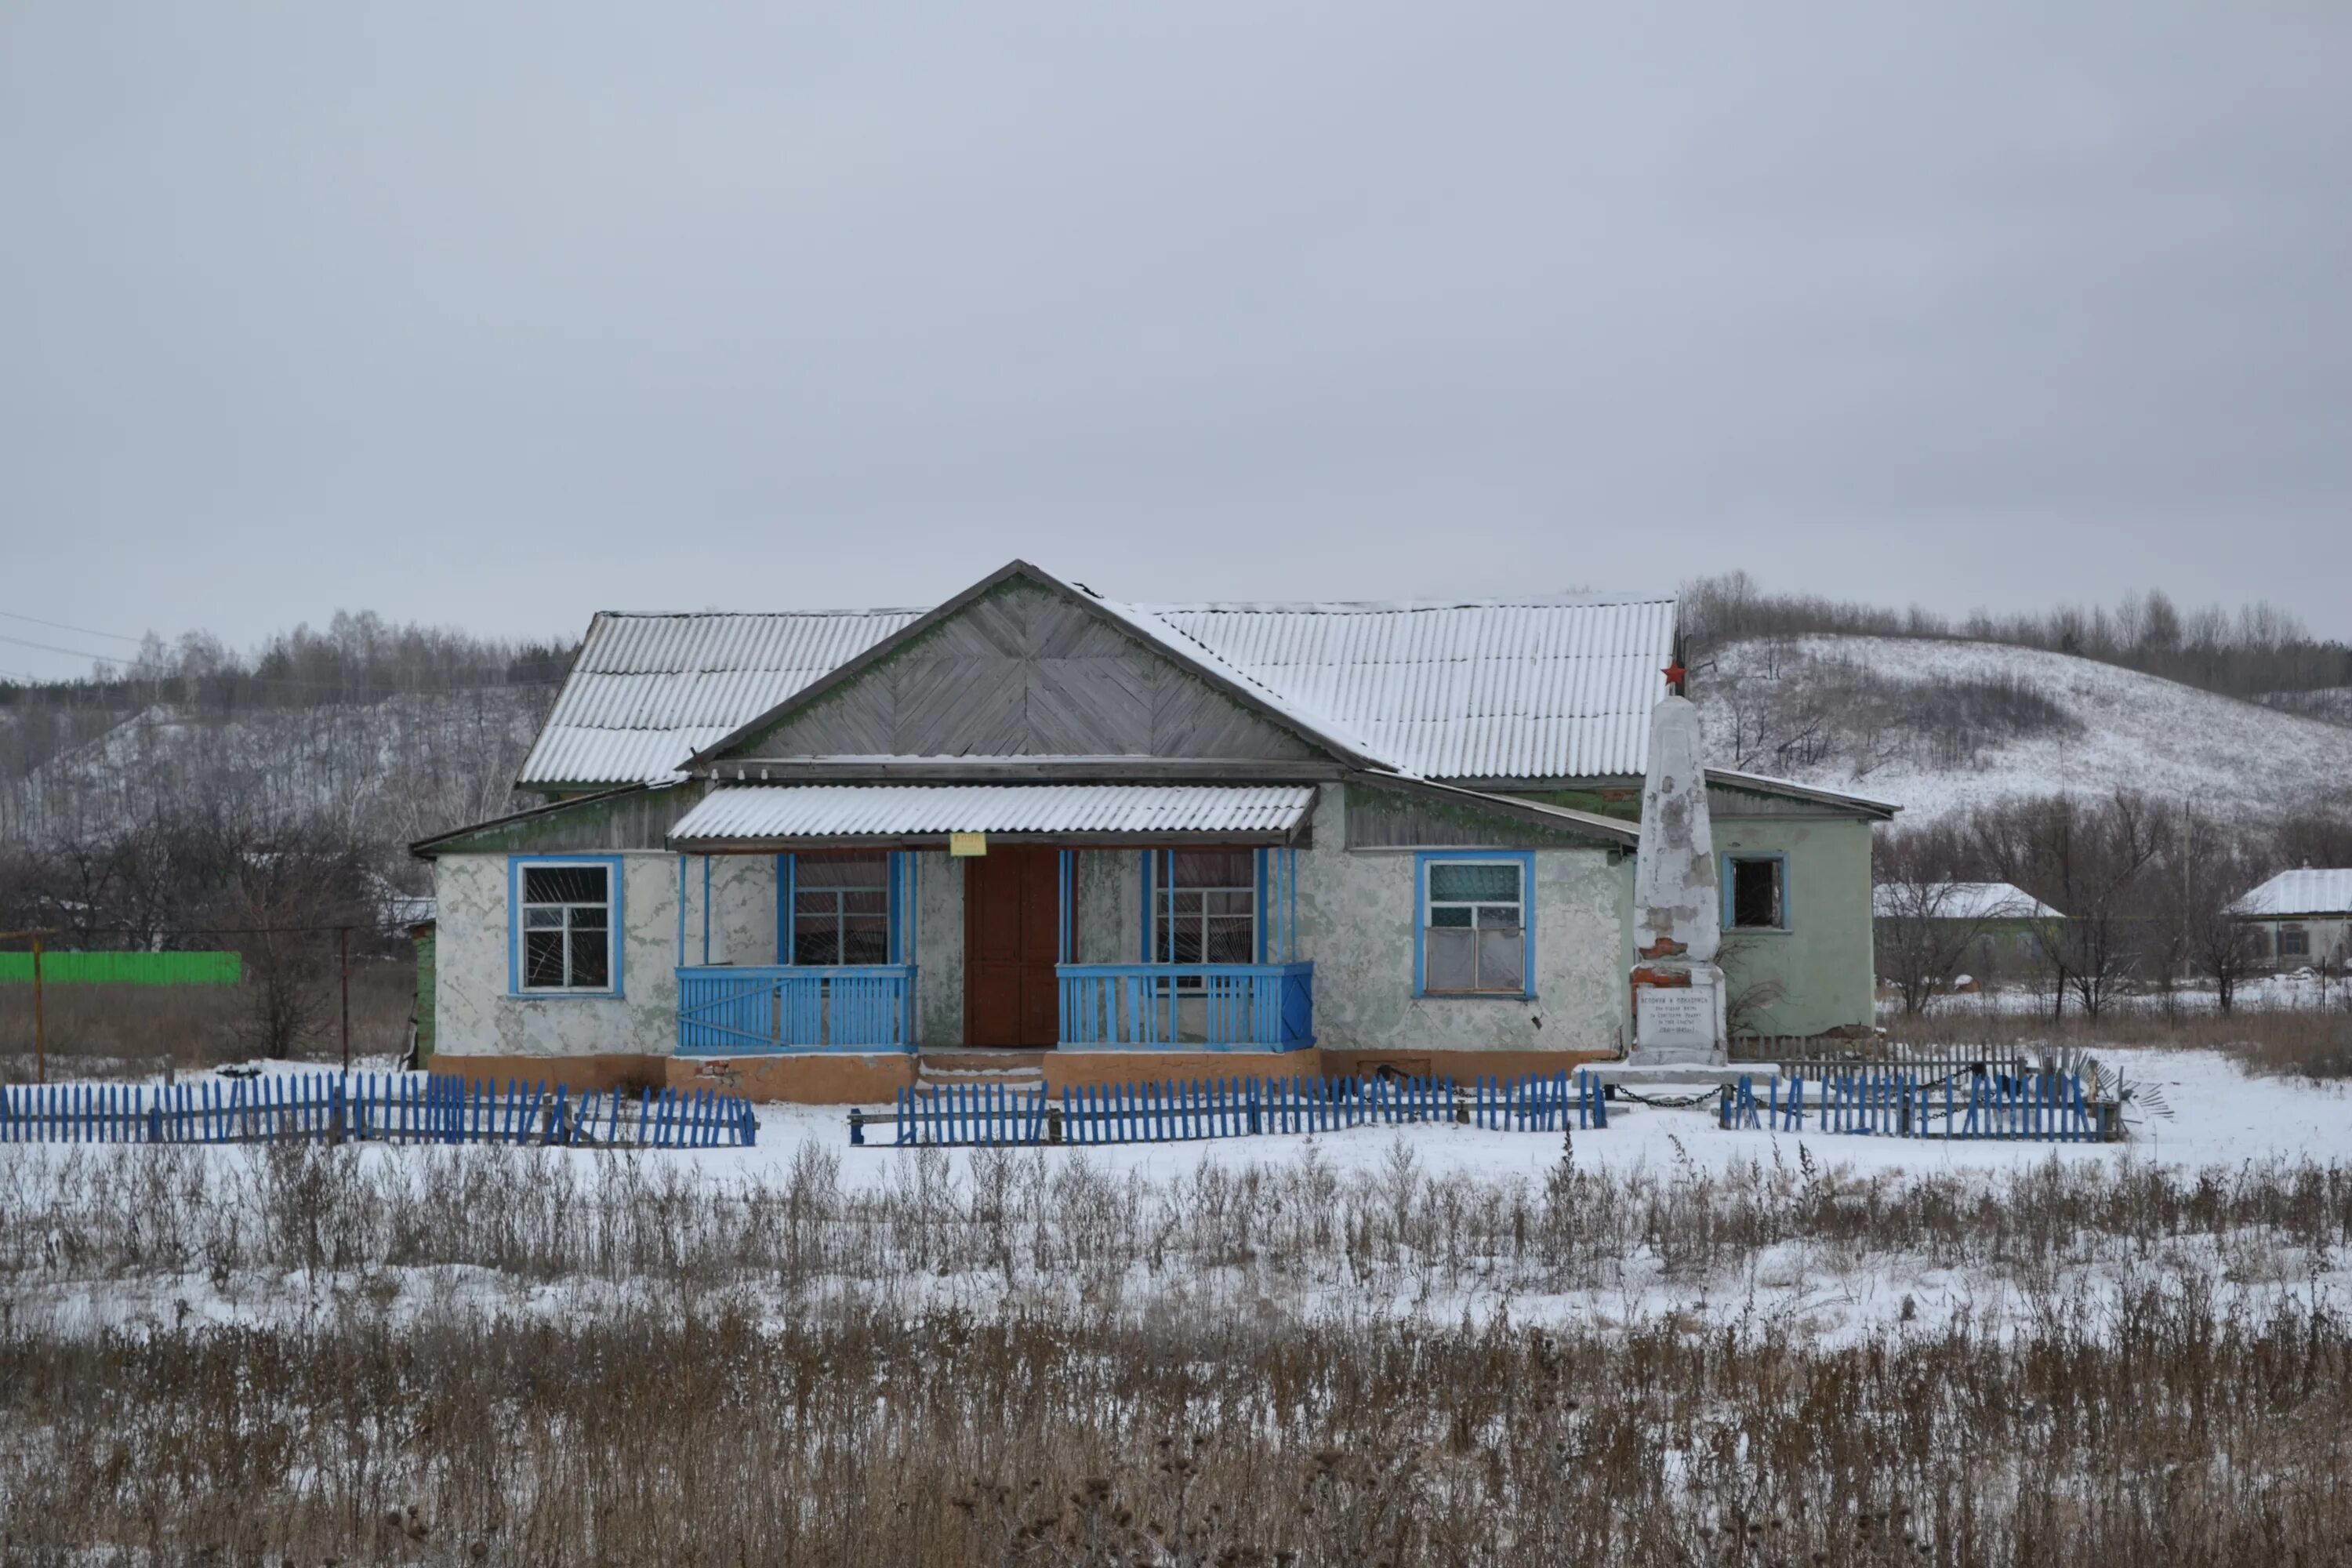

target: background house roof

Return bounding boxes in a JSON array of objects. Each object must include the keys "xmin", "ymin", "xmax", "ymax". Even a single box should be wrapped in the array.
[
  {"xmin": 1871, "ymin": 880, "xmax": 2065, "ymax": 920},
  {"xmin": 521, "ymin": 589, "xmax": 1680, "ymax": 787},
  {"xmin": 2231, "ymin": 868, "xmax": 2352, "ymax": 918}
]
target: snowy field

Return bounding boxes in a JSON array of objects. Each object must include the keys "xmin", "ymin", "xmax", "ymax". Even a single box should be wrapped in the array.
[
  {"xmin": 14, "ymin": 1041, "xmax": 2345, "ymax": 1182},
  {"xmin": 9, "ymin": 1044, "xmax": 2350, "ymax": 1350},
  {"xmin": 1906, "ymin": 969, "xmax": 2351, "ymax": 1016},
  {"xmin": 12, "ymin": 1047, "xmax": 2352, "ymax": 1561}
]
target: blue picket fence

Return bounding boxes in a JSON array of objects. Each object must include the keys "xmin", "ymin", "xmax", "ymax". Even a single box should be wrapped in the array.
[
  {"xmin": 1718, "ymin": 1069, "xmax": 2110, "ymax": 1142},
  {"xmin": 0, "ymin": 1073, "xmax": 757, "ymax": 1149},
  {"xmin": 868, "ymin": 1072, "xmax": 1609, "ymax": 1147}
]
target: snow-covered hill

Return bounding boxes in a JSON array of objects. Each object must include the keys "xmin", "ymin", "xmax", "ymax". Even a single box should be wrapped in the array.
[
  {"xmin": 1696, "ymin": 635, "xmax": 2352, "ymax": 828},
  {"xmin": 5, "ymin": 688, "xmax": 551, "ymax": 845}
]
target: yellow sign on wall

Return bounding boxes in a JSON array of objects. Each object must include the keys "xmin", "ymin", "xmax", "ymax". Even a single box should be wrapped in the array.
[{"xmin": 949, "ymin": 832, "xmax": 987, "ymax": 857}]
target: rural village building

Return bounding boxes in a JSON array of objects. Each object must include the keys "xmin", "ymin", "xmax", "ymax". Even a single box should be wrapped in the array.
[
  {"xmin": 2232, "ymin": 868, "xmax": 2352, "ymax": 971},
  {"xmin": 1871, "ymin": 880, "xmax": 2066, "ymax": 984},
  {"xmin": 412, "ymin": 562, "xmax": 1897, "ymax": 1102}
]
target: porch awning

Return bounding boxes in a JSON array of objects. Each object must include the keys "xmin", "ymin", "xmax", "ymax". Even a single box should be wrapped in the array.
[{"xmin": 666, "ymin": 784, "xmax": 1318, "ymax": 848}]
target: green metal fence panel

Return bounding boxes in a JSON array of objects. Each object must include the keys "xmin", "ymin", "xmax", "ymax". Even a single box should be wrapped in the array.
[{"xmin": 0, "ymin": 951, "xmax": 244, "ymax": 985}]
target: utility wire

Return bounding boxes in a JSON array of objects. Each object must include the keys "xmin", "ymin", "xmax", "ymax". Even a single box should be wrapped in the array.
[
  {"xmin": 0, "ymin": 607, "xmax": 144, "ymax": 644},
  {"xmin": 0, "ymin": 630, "xmax": 129, "ymax": 662}
]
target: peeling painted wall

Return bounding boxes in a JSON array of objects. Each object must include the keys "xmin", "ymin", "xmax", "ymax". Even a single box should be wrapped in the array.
[
  {"xmin": 1303, "ymin": 785, "xmax": 1630, "ymax": 1054},
  {"xmin": 1714, "ymin": 816, "xmax": 1877, "ymax": 1036},
  {"xmin": 914, "ymin": 854, "xmax": 964, "ymax": 1047},
  {"xmin": 1074, "ymin": 849, "xmax": 1139, "ymax": 964},
  {"xmin": 433, "ymin": 852, "xmax": 683, "ymax": 1059}
]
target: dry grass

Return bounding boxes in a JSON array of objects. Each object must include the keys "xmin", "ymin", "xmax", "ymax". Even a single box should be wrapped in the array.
[
  {"xmin": 5, "ymin": 1141, "xmax": 2352, "ymax": 1563},
  {"xmin": 0, "ymin": 956, "xmax": 416, "ymax": 1077},
  {"xmin": 1895, "ymin": 1004, "xmax": 2352, "ymax": 1080}
]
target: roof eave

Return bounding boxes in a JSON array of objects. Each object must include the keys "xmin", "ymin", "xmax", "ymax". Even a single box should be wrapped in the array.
[
  {"xmin": 1704, "ymin": 768, "xmax": 1902, "ymax": 820},
  {"xmin": 408, "ymin": 782, "xmax": 665, "ymax": 858}
]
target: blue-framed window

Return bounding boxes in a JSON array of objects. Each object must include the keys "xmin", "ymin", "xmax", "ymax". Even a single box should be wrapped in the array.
[
  {"xmin": 1722, "ymin": 852, "xmax": 1789, "ymax": 932},
  {"xmin": 1414, "ymin": 851, "xmax": 1534, "ymax": 998},
  {"xmin": 1142, "ymin": 848, "xmax": 1260, "ymax": 965},
  {"xmin": 509, "ymin": 855, "xmax": 625, "ymax": 996},
  {"xmin": 776, "ymin": 851, "xmax": 909, "ymax": 965}
]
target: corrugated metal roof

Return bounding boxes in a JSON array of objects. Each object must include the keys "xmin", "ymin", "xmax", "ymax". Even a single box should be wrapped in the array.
[
  {"xmin": 1140, "ymin": 596, "xmax": 1677, "ymax": 779},
  {"xmin": 519, "ymin": 610, "xmax": 920, "ymax": 786},
  {"xmin": 2232, "ymin": 868, "xmax": 2352, "ymax": 917},
  {"xmin": 1871, "ymin": 881, "xmax": 2063, "ymax": 920},
  {"xmin": 521, "ymin": 588, "xmax": 1679, "ymax": 787},
  {"xmin": 670, "ymin": 784, "xmax": 1317, "ymax": 841}
]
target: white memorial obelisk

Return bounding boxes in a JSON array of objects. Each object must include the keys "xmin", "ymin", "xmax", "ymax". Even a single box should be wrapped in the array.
[{"xmin": 1627, "ymin": 691, "xmax": 1729, "ymax": 1066}]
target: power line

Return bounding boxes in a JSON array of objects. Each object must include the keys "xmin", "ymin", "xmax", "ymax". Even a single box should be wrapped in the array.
[
  {"xmin": 0, "ymin": 630, "xmax": 129, "ymax": 663},
  {"xmin": 0, "ymin": 607, "xmax": 144, "ymax": 644}
]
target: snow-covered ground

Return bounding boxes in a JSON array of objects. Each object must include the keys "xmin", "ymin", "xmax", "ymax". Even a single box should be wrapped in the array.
[
  {"xmin": 13, "ymin": 1044, "xmax": 2339, "ymax": 1185},
  {"xmin": 1699, "ymin": 633, "xmax": 2352, "ymax": 826},
  {"xmin": 1906, "ymin": 969, "xmax": 2352, "ymax": 1017},
  {"xmin": 10, "ymin": 1047, "xmax": 2350, "ymax": 1352}
]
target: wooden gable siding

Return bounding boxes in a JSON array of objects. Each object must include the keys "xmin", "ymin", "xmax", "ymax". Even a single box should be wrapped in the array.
[
  {"xmin": 717, "ymin": 581, "xmax": 1320, "ymax": 763},
  {"xmin": 1344, "ymin": 782, "xmax": 1623, "ymax": 852},
  {"xmin": 1706, "ymin": 781, "xmax": 1866, "ymax": 820},
  {"xmin": 411, "ymin": 784, "xmax": 703, "ymax": 857}
]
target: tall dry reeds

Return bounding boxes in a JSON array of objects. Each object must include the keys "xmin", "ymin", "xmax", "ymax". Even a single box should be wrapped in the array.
[{"xmin": 5, "ymin": 1142, "xmax": 2352, "ymax": 1563}]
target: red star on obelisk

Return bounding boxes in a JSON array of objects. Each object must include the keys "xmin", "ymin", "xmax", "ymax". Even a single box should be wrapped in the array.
[{"xmin": 1661, "ymin": 658, "xmax": 1687, "ymax": 693}]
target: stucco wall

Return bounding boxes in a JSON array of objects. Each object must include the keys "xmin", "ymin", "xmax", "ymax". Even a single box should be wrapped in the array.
[
  {"xmin": 1299, "ymin": 786, "xmax": 1631, "ymax": 1054},
  {"xmin": 436, "ymin": 807, "xmax": 1871, "ymax": 1058},
  {"xmin": 1714, "ymin": 816, "xmax": 1877, "ymax": 1036},
  {"xmin": 914, "ymin": 853, "xmax": 964, "ymax": 1047},
  {"xmin": 434, "ymin": 851, "xmax": 684, "ymax": 1059}
]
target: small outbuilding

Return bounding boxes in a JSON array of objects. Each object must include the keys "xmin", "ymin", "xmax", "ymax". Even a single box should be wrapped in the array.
[
  {"xmin": 1871, "ymin": 880, "xmax": 2063, "ymax": 987},
  {"xmin": 2231, "ymin": 869, "xmax": 2352, "ymax": 971}
]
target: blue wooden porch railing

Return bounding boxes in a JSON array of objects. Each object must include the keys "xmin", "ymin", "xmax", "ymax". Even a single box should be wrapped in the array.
[
  {"xmin": 676, "ymin": 964, "xmax": 916, "ymax": 1054},
  {"xmin": 1055, "ymin": 962, "xmax": 1314, "ymax": 1051}
]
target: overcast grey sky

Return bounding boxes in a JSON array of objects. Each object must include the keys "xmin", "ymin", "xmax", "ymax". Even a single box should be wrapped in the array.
[{"xmin": 3, "ymin": 2, "xmax": 2348, "ymax": 678}]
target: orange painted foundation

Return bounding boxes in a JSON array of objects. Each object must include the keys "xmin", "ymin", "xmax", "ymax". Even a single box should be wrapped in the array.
[
  {"xmin": 428, "ymin": 1051, "xmax": 915, "ymax": 1105},
  {"xmin": 429, "ymin": 1047, "xmax": 1620, "ymax": 1105},
  {"xmin": 1041, "ymin": 1049, "xmax": 1326, "ymax": 1091}
]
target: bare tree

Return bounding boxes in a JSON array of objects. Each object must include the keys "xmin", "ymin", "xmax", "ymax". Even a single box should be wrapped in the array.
[
  {"xmin": 1872, "ymin": 875, "xmax": 1998, "ymax": 1017},
  {"xmin": 1973, "ymin": 791, "xmax": 2165, "ymax": 1020}
]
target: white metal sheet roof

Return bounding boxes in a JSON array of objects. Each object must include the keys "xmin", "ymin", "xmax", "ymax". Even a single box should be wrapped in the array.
[
  {"xmin": 1134, "ymin": 594, "xmax": 1675, "ymax": 780},
  {"xmin": 1871, "ymin": 881, "xmax": 2063, "ymax": 921},
  {"xmin": 669, "ymin": 784, "xmax": 1318, "ymax": 842},
  {"xmin": 521, "ymin": 588, "xmax": 1679, "ymax": 787},
  {"xmin": 1140, "ymin": 597, "xmax": 1678, "ymax": 779},
  {"xmin": 2232, "ymin": 868, "xmax": 2352, "ymax": 917},
  {"xmin": 519, "ymin": 611, "xmax": 920, "ymax": 786}
]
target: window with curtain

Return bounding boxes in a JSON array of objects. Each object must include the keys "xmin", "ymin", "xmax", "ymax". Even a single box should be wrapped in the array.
[
  {"xmin": 792, "ymin": 854, "xmax": 891, "ymax": 965},
  {"xmin": 1154, "ymin": 849, "xmax": 1257, "ymax": 966},
  {"xmin": 520, "ymin": 863, "xmax": 613, "ymax": 991},
  {"xmin": 1422, "ymin": 859, "xmax": 1525, "ymax": 994}
]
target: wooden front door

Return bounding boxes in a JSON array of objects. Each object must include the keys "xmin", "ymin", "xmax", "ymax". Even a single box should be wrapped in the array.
[{"xmin": 964, "ymin": 846, "xmax": 1064, "ymax": 1047}]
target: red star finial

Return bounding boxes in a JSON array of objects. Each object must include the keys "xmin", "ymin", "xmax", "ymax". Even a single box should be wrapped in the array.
[{"xmin": 1661, "ymin": 659, "xmax": 1687, "ymax": 692}]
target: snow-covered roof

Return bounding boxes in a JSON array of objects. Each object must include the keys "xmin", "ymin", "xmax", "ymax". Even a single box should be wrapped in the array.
[
  {"xmin": 2231, "ymin": 869, "xmax": 2352, "ymax": 918},
  {"xmin": 1142, "ymin": 595, "xmax": 1677, "ymax": 779},
  {"xmin": 668, "ymin": 784, "xmax": 1317, "ymax": 844},
  {"xmin": 523, "ymin": 582, "xmax": 1678, "ymax": 787},
  {"xmin": 1871, "ymin": 881, "xmax": 2063, "ymax": 921},
  {"xmin": 520, "ymin": 611, "xmax": 921, "ymax": 787}
]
